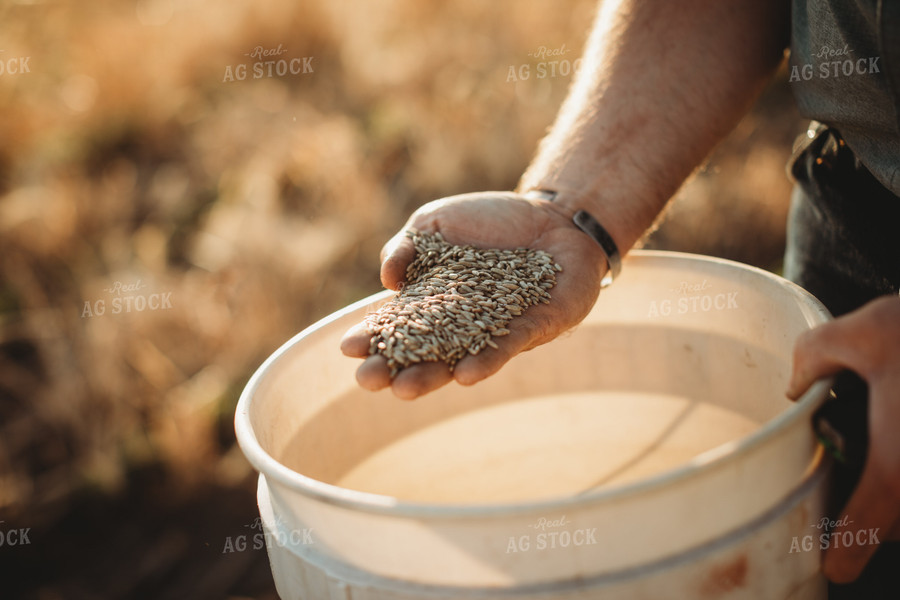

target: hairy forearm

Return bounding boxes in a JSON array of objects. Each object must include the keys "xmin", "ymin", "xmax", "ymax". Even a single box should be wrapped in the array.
[{"xmin": 518, "ymin": 0, "xmax": 790, "ymax": 253}]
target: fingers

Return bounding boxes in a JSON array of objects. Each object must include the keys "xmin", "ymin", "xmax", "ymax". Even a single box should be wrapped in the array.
[
  {"xmin": 347, "ymin": 192, "xmax": 603, "ymax": 398},
  {"xmin": 340, "ymin": 322, "xmax": 371, "ymax": 357},
  {"xmin": 890, "ymin": 518, "xmax": 900, "ymax": 540},
  {"xmin": 786, "ymin": 317, "xmax": 865, "ymax": 400},
  {"xmin": 356, "ymin": 355, "xmax": 392, "ymax": 391},
  {"xmin": 826, "ymin": 369, "xmax": 900, "ymax": 581},
  {"xmin": 352, "ymin": 312, "xmax": 545, "ymax": 398},
  {"xmin": 391, "ymin": 361, "xmax": 453, "ymax": 400},
  {"xmin": 380, "ymin": 230, "xmax": 416, "ymax": 290},
  {"xmin": 891, "ymin": 519, "xmax": 900, "ymax": 538},
  {"xmin": 788, "ymin": 297, "xmax": 900, "ymax": 400},
  {"xmin": 349, "ymin": 312, "xmax": 542, "ymax": 398},
  {"xmin": 354, "ymin": 355, "xmax": 454, "ymax": 400},
  {"xmin": 452, "ymin": 320, "xmax": 536, "ymax": 386},
  {"xmin": 822, "ymin": 455, "xmax": 900, "ymax": 583},
  {"xmin": 787, "ymin": 298, "xmax": 900, "ymax": 582}
]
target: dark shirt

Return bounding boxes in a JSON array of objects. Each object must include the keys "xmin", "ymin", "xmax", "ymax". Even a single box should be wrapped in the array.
[{"xmin": 789, "ymin": 0, "xmax": 900, "ymax": 196}]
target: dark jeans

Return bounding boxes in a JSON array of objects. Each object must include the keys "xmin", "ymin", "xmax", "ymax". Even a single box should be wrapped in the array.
[
  {"xmin": 785, "ymin": 122, "xmax": 900, "ymax": 598},
  {"xmin": 785, "ymin": 124, "xmax": 900, "ymax": 315}
]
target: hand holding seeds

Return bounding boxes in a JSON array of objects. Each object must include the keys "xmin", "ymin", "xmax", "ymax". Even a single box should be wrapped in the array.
[
  {"xmin": 365, "ymin": 230, "xmax": 562, "ymax": 377},
  {"xmin": 340, "ymin": 191, "xmax": 610, "ymax": 399}
]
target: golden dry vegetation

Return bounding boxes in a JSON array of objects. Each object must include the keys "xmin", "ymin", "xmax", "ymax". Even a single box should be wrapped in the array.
[{"xmin": 0, "ymin": 0, "xmax": 804, "ymax": 597}]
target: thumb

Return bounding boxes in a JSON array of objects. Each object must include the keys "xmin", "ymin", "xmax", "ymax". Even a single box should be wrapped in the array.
[
  {"xmin": 380, "ymin": 230, "xmax": 416, "ymax": 290},
  {"xmin": 786, "ymin": 322, "xmax": 853, "ymax": 400}
]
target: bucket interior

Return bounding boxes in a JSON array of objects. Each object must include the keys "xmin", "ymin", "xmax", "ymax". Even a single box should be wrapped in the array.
[{"xmin": 244, "ymin": 251, "xmax": 829, "ymax": 506}]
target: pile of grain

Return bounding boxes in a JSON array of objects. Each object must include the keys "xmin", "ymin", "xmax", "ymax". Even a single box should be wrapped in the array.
[{"xmin": 365, "ymin": 231, "xmax": 562, "ymax": 376}]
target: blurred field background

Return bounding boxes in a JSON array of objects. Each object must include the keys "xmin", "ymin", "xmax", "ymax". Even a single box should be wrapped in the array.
[{"xmin": 0, "ymin": 0, "xmax": 804, "ymax": 598}]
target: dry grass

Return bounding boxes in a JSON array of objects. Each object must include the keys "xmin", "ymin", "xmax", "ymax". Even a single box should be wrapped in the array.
[{"xmin": 0, "ymin": 0, "xmax": 803, "ymax": 597}]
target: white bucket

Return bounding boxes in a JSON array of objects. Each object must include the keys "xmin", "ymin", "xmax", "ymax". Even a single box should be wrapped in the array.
[{"xmin": 236, "ymin": 250, "xmax": 834, "ymax": 599}]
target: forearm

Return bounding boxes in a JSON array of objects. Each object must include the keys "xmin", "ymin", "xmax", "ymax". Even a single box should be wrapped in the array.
[{"xmin": 518, "ymin": 0, "xmax": 790, "ymax": 254}]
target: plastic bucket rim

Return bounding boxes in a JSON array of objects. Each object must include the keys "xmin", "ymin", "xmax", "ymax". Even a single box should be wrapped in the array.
[
  {"xmin": 257, "ymin": 449, "xmax": 830, "ymax": 594},
  {"xmin": 235, "ymin": 250, "xmax": 834, "ymax": 519}
]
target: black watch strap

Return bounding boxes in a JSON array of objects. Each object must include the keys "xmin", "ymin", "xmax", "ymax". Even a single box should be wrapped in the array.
[{"xmin": 523, "ymin": 189, "xmax": 622, "ymax": 287}]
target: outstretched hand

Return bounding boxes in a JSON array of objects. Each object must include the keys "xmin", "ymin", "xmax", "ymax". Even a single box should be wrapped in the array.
[
  {"xmin": 787, "ymin": 295, "xmax": 900, "ymax": 583},
  {"xmin": 340, "ymin": 191, "xmax": 608, "ymax": 399}
]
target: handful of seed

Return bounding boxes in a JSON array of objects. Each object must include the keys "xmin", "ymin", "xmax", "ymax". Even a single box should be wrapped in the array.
[{"xmin": 364, "ymin": 231, "xmax": 562, "ymax": 377}]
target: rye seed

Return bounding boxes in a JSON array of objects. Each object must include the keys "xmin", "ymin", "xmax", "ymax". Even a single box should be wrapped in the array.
[{"xmin": 364, "ymin": 231, "xmax": 562, "ymax": 377}]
